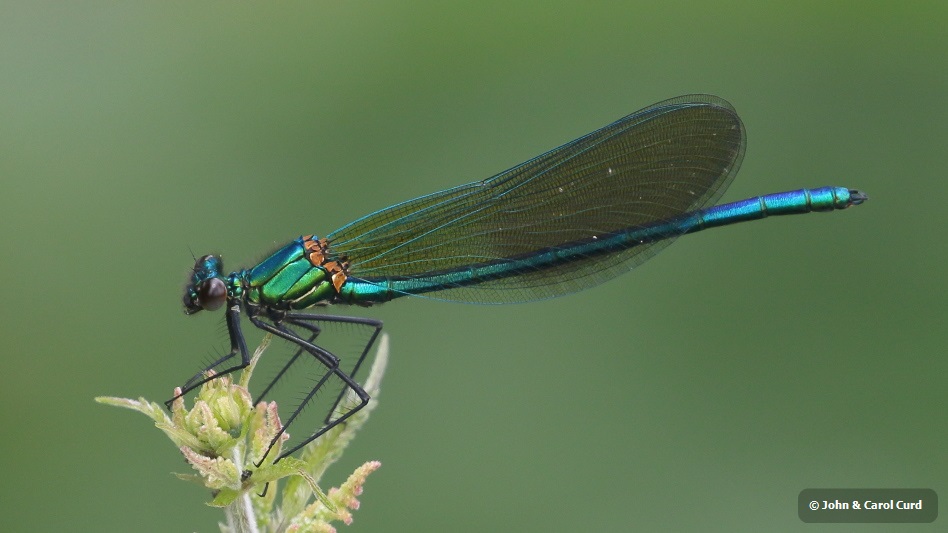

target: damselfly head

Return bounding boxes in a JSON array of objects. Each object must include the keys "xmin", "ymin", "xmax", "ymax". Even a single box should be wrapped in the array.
[{"xmin": 183, "ymin": 254, "xmax": 226, "ymax": 315}]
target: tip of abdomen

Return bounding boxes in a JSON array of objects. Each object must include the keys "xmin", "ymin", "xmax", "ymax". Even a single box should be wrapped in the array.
[{"xmin": 848, "ymin": 189, "xmax": 869, "ymax": 205}]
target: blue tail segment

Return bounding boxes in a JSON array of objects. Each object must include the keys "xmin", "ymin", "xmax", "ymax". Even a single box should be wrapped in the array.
[{"xmin": 340, "ymin": 186, "xmax": 865, "ymax": 303}]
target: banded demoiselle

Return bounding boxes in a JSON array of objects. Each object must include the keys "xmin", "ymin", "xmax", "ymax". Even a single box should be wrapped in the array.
[{"xmin": 172, "ymin": 95, "xmax": 867, "ymax": 463}]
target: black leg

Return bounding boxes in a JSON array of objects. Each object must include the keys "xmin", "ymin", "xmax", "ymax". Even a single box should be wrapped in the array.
[
  {"xmin": 283, "ymin": 312, "xmax": 382, "ymax": 423},
  {"xmin": 252, "ymin": 321, "xmax": 322, "ymax": 403},
  {"xmin": 166, "ymin": 301, "xmax": 384, "ymax": 466},
  {"xmin": 165, "ymin": 302, "xmax": 250, "ymax": 409},
  {"xmin": 246, "ymin": 314, "xmax": 376, "ymax": 465}
]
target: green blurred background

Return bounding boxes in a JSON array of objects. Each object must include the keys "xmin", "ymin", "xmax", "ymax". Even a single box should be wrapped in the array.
[{"xmin": 1, "ymin": 2, "xmax": 945, "ymax": 531}]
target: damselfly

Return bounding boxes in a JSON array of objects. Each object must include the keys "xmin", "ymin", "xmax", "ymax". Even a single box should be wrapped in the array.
[{"xmin": 171, "ymin": 95, "xmax": 867, "ymax": 463}]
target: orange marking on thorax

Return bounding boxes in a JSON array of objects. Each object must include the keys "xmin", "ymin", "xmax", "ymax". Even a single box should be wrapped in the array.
[{"xmin": 302, "ymin": 236, "xmax": 350, "ymax": 293}]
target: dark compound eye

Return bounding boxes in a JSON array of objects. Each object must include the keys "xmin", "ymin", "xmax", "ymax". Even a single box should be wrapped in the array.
[{"xmin": 197, "ymin": 277, "xmax": 227, "ymax": 311}]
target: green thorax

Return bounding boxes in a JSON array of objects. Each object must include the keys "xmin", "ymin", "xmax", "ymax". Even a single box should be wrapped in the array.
[{"xmin": 242, "ymin": 235, "xmax": 346, "ymax": 310}]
